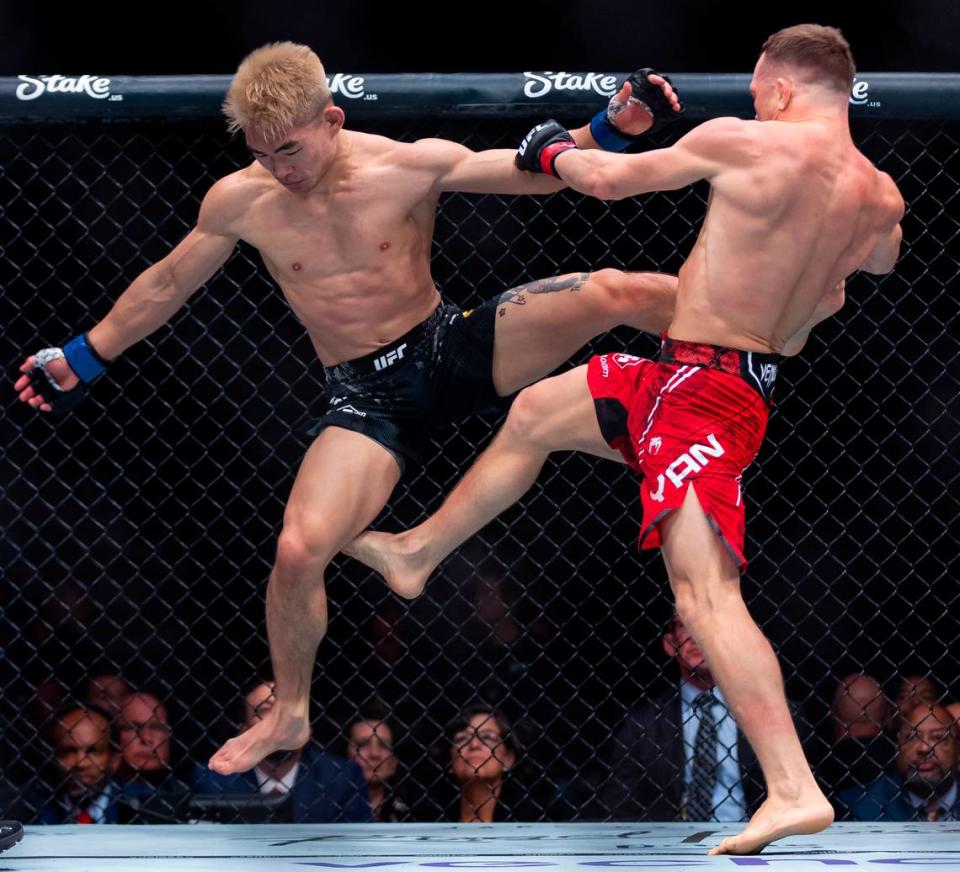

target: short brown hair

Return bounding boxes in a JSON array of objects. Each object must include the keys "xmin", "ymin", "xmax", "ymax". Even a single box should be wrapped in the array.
[
  {"xmin": 223, "ymin": 42, "xmax": 331, "ymax": 141},
  {"xmin": 761, "ymin": 24, "xmax": 855, "ymax": 94}
]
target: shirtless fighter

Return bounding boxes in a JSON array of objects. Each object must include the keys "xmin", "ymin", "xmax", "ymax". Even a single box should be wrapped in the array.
[
  {"xmin": 14, "ymin": 44, "xmax": 681, "ymax": 775},
  {"xmin": 346, "ymin": 25, "xmax": 904, "ymax": 853}
]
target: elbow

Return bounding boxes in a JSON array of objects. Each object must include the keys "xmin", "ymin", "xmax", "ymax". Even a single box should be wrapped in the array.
[{"xmin": 577, "ymin": 167, "xmax": 625, "ymax": 202}]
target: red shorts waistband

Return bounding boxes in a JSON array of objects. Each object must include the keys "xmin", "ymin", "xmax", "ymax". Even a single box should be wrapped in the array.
[{"xmin": 659, "ymin": 334, "xmax": 781, "ymax": 405}]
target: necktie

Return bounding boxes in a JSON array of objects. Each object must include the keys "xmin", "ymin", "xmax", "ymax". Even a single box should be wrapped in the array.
[
  {"xmin": 75, "ymin": 808, "xmax": 94, "ymax": 824},
  {"xmin": 687, "ymin": 692, "xmax": 718, "ymax": 821}
]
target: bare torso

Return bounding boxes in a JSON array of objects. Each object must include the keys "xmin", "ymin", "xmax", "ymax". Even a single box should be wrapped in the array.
[
  {"xmin": 225, "ymin": 131, "xmax": 443, "ymax": 366},
  {"xmin": 668, "ymin": 118, "xmax": 902, "ymax": 356}
]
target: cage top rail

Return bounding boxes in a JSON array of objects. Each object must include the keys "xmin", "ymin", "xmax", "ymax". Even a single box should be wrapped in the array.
[{"xmin": 2, "ymin": 72, "xmax": 959, "ymax": 122}]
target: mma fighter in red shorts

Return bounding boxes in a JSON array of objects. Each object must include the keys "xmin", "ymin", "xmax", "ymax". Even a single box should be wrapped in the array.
[{"xmin": 347, "ymin": 24, "xmax": 905, "ymax": 854}]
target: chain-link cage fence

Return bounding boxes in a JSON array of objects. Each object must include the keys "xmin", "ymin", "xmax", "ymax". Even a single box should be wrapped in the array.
[{"xmin": 1, "ymin": 76, "xmax": 958, "ymax": 825}]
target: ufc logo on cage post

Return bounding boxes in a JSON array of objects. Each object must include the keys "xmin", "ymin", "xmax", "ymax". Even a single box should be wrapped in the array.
[
  {"xmin": 648, "ymin": 434, "xmax": 725, "ymax": 503},
  {"xmin": 373, "ymin": 343, "xmax": 407, "ymax": 371}
]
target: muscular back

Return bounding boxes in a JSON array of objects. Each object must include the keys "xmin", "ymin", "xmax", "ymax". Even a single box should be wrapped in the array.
[{"xmin": 669, "ymin": 118, "xmax": 904, "ymax": 355}]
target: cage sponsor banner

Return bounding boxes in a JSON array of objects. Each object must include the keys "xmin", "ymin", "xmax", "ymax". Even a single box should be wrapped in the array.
[{"xmin": 1, "ymin": 73, "xmax": 959, "ymax": 121}]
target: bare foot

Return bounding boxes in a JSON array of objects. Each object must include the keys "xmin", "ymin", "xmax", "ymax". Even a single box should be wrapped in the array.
[
  {"xmin": 708, "ymin": 794, "xmax": 834, "ymax": 855},
  {"xmin": 208, "ymin": 710, "xmax": 310, "ymax": 775},
  {"xmin": 343, "ymin": 529, "xmax": 434, "ymax": 599}
]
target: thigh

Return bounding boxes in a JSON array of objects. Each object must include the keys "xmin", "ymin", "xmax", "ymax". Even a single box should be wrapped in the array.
[
  {"xmin": 516, "ymin": 365, "xmax": 624, "ymax": 462},
  {"xmin": 489, "ymin": 270, "xmax": 666, "ymax": 396},
  {"xmin": 282, "ymin": 426, "xmax": 403, "ymax": 558}
]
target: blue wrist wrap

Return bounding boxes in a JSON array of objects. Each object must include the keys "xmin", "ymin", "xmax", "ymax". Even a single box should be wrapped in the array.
[
  {"xmin": 589, "ymin": 109, "xmax": 633, "ymax": 152},
  {"xmin": 63, "ymin": 334, "xmax": 107, "ymax": 383}
]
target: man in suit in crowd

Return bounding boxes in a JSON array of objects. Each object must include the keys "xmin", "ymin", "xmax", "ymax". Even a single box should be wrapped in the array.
[
  {"xmin": 838, "ymin": 703, "xmax": 960, "ymax": 821},
  {"xmin": 192, "ymin": 681, "xmax": 371, "ymax": 822},
  {"xmin": 37, "ymin": 704, "xmax": 124, "ymax": 824},
  {"xmin": 820, "ymin": 673, "xmax": 895, "ymax": 793},
  {"xmin": 601, "ymin": 615, "xmax": 811, "ymax": 821}
]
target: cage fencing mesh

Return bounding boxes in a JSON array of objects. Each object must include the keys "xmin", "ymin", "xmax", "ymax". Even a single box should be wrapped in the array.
[{"xmin": 1, "ymin": 110, "xmax": 958, "ymax": 824}]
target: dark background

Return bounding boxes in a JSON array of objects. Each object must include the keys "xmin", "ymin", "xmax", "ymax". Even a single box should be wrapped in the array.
[{"xmin": 1, "ymin": 0, "xmax": 958, "ymax": 76}]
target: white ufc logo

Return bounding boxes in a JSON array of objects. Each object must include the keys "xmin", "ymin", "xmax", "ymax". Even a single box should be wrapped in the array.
[{"xmin": 373, "ymin": 343, "xmax": 407, "ymax": 372}]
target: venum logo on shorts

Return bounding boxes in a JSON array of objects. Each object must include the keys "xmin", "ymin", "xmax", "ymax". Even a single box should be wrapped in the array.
[
  {"xmin": 334, "ymin": 404, "xmax": 367, "ymax": 417},
  {"xmin": 648, "ymin": 436, "xmax": 662, "ymax": 455},
  {"xmin": 523, "ymin": 72, "xmax": 619, "ymax": 100},
  {"xmin": 373, "ymin": 343, "xmax": 407, "ymax": 372},
  {"xmin": 648, "ymin": 433, "xmax": 725, "ymax": 503},
  {"xmin": 16, "ymin": 74, "xmax": 116, "ymax": 102},
  {"xmin": 327, "ymin": 73, "xmax": 377, "ymax": 101}
]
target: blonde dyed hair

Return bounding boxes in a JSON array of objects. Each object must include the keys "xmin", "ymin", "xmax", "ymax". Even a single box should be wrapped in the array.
[{"xmin": 223, "ymin": 42, "xmax": 331, "ymax": 141}]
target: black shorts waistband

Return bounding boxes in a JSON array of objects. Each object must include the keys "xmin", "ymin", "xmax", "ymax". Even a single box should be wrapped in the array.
[
  {"xmin": 659, "ymin": 334, "xmax": 781, "ymax": 404},
  {"xmin": 324, "ymin": 305, "xmax": 442, "ymax": 380}
]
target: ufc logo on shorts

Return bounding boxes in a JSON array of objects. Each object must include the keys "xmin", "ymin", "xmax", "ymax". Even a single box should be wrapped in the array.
[
  {"xmin": 373, "ymin": 343, "xmax": 407, "ymax": 372},
  {"xmin": 648, "ymin": 433, "xmax": 725, "ymax": 503}
]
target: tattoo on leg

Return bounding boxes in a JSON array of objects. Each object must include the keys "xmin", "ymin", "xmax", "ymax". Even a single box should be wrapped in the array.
[{"xmin": 496, "ymin": 273, "xmax": 590, "ymax": 316}]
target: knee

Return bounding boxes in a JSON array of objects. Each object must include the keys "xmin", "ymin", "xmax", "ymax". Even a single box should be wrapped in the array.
[
  {"xmin": 503, "ymin": 383, "xmax": 554, "ymax": 448},
  {"xmin": 274, "ymin": 527, "xmax": 334, "ymax": 580}
]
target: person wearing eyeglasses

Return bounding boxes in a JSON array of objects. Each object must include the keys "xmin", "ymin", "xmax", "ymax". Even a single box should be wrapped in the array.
[
  {"xmin": 837, "ymin": 704, "xmax": 960, "ymax": 822},
  {"xmin": 443, "ymin": 704, "xmax": 537, "ymax": 823}
]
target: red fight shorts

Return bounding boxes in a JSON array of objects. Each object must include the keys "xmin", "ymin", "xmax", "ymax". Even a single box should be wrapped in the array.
[{"xmin": 586, "ymin": 336, "xmax": 781, "ymax": 572}]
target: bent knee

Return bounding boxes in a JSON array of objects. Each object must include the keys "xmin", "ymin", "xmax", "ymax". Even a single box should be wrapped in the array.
[
  {"xmin": 274, "ymin": 527, "xmax": 337, "ymax": 576},
  {"xmin": 503, "ymin": 383, "xmax": 559, "ymax": 447}
]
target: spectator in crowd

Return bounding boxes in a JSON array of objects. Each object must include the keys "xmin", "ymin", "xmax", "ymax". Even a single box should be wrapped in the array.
[
  {"xmin": 820, "ymin": 673, "xmax": 895, "ymax": 792},
  {"xmin": 37, "ymin": 704, "xmax": 123, "ymax": 823},
  {"xmin": 838, "ymin": 704, "xmax": 960, "ymax": 821},
  {"xmin": 892, "ymin": 674, "xmax": 941, "ymax": 720},
  {"xmin": 601, "ymin": 615, "xmax": 812, "ymax": 821},
  {"xmin": 346, "ymin": 701, "xmax": 410, "ymax": 821},
  {"xmin": 946, "ymin": 702, "xmax": 960, "ymax": 726},
  {"xmin": 116, "ymin": 692, "xmax": 173, "ymax": 783},
  {"xmin": 192, "ymin": 681, "xmax": 371, "ymax": 822},
  {"xmin": 86, "ymin": 674, "xmax": 130, "ymax": 721},
  {"xmin": 443, "ymin": 703, "xmax": 537, "ymax": 822}
]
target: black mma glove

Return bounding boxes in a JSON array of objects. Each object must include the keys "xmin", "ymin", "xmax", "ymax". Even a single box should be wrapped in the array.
[
  {"xmin": 590, "ymin": 67, "xmax": 685, "ymax": 152},
  {"xmin": 515, "ymin": 120, "xmax": 578, "ymax": 178}
]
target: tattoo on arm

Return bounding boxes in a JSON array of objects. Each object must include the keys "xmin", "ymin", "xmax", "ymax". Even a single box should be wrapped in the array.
[{"xmin": 497, "ymin": 273, "xmax": 590, "ymax": 316}]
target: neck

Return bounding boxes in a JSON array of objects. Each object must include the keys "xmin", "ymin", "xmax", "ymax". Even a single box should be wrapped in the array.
[
  {"xmin": 777, "ymin": 98, "xmax": 850, "ymax": 127},
  {"xmin": 459, "ymin": 778, "xmax": 502, "ymax": 823},
  {"xmin": 683, "ymin": 673, "xmax": 714, "ymax": 693},
  {"xmin": 259, "ymin": 753, "xmax": 300, "ymax": 783},
  {"xmin": 369, "ymin": 783, "xmax": 385, "ymax": 818}
]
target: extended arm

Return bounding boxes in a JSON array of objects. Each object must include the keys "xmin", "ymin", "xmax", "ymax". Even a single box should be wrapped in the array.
[
  {"xmin": 548, "ymin": 117, "xmax": 743, "ymax": 200},
  {"xmin": 433, "ymin": 70, "xmax": 682, "ymax": 195},
  {"xmin": 16, "ymin": 176, "xmax": 242, "ymax": 411}
]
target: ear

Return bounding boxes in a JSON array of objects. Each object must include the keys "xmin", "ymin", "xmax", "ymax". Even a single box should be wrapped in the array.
[
  {"xmin": 502, "ymin": 748, "xmax": 517, "ymax": 772},
  {"xmin": 662, "ymin": 631, "xmax": 677, "ymax": 659},
  {"xmin": 775, "ymin": 77, "xmax": 794, "ymax": 112},
  {"xmin": 324, "ymin": 104, "xmax": 346, "ymax": 133}
]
